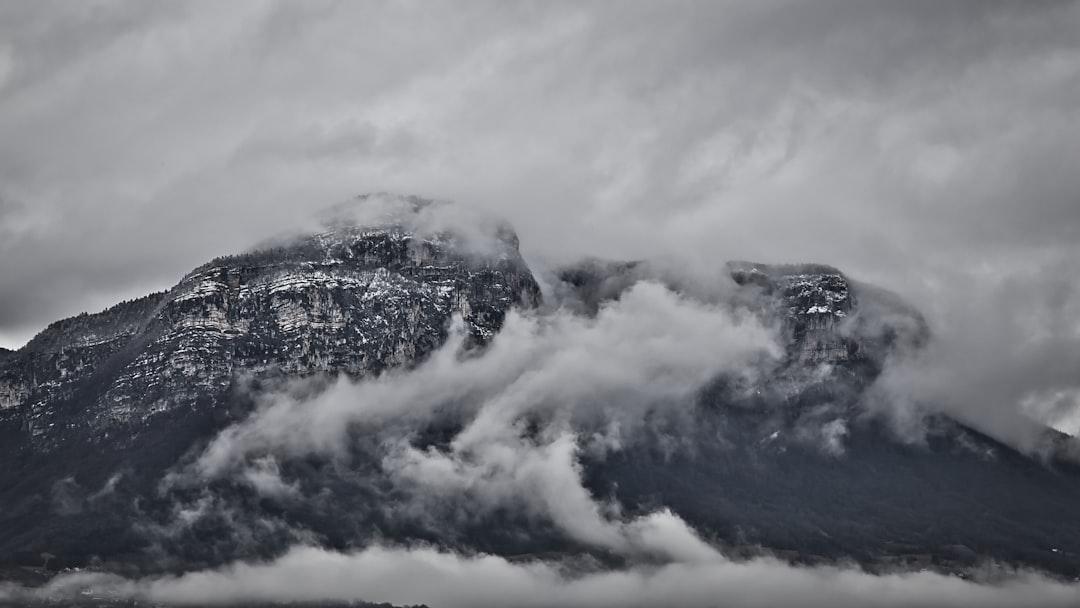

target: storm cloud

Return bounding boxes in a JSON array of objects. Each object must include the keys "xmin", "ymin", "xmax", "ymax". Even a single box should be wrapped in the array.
[{"xmin": 1, "ymin": 1, "xmax": 1078, "ymax": 342}]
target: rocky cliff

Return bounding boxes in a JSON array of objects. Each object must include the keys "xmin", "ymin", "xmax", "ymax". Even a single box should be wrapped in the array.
[
  {"xmin": 556, "ymin": 258, "xmax": 928, "ymax": 370},
  {"xmin": 1, "ymin": 231, "xmax": 923, "ymax": 458},
  {"xmin": 0, "ymin": 195, "xmax": 540, "ymax": 456}
]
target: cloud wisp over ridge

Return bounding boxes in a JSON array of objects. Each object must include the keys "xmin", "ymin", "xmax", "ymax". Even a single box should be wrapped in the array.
[
  {"xmin": 63, "ymin": 271, "xmax": 1063, "ymax": 607},
  {"xmin": 1, "ymin": 1, "xmax": 1078, "ymax": 455}
]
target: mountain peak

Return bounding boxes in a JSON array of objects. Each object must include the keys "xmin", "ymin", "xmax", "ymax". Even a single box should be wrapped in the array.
[
  {"xmin": 314, "ymin": 192, "xmax": 522, "ymax": 255},
  {"xmin": 0, "ymin": 198, "xmax": 542, "ymax": 455}
]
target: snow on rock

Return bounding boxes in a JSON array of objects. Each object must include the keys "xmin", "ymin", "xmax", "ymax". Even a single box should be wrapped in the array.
[{"xmin": 0, "ymin": 197, "xmax": 541, "ymax": 451}]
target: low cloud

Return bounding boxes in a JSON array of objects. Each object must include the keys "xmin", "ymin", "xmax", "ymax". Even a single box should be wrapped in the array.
[
  {"xmin": 174, "ymin": 281, "xmax": 778, "ymax": 556},
  {"xmin": 17, "ymin": 238, "xmax": 1080, "ymax": 607},
  {"xmin": 867, "ymin": 261, "xmax": 1080, "ymax": 457},
  {"xmin": 10, "ymin": 543, "xmax": 1080, "ymax": 608}
]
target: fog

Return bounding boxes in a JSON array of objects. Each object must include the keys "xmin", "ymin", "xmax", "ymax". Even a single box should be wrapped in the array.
[{"xmin": 7, "ymin": 544, "xmax": 1080, "ymax": 608}]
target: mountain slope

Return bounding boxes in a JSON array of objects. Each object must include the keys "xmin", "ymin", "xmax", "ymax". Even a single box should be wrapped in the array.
[
  {"xmin": 2, "ymin": 196, "xmax": 1080, "ymax": 581},
  {"xmin": 557, "ymin": 258, "xmax": 1080, "ymax": 575},
  {"xmin": 0, "ymin": 195, "xmax": 540, "ymax": 567}
]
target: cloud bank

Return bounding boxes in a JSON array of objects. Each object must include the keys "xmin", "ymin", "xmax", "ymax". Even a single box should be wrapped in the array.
[
  {"xmin": 10, "ymin": 543, "xmax": 1080, "ymax": 608},
  {"xmin": 174, "ymin": 281, "xmax": 777, "ymax": 558}
]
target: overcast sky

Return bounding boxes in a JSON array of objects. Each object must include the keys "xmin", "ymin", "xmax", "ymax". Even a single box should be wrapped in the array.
[{"xmin": 1, "ymin": 0, "xmax": 1078, "ymax": 353}]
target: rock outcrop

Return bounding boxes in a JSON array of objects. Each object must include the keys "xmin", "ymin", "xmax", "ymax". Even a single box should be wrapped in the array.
[
  {"xmin": 728, "ymin": 261, "xmax": 928, "ymax": 367},
  {"xmin": 0, "ymin": 195, "xmax": 540, "ymax": 452},
  {"xmin": 556, "ymin": 258, "xmax": 927, "ymax": 371}
]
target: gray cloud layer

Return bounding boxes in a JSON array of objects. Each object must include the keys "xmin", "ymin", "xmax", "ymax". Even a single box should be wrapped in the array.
[
  {"xmin": 1, "ymin": 1, "xmax": 1078, "ymax": 346},
  {"xmin": 9, "ymin": 544, "xmax": 1080, "ymax": 608}
]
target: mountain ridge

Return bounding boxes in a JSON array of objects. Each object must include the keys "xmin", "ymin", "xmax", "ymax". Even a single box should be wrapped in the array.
[
  {"xmin": 3, "ymin": 194, "xmax": 1080, "ymax": 582},
  {"xmin": 0, "ymin": 196, "xmax": 540, "ymax": 452}
]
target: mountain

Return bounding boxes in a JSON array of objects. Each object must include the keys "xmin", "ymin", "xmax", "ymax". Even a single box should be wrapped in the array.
[
  {"xmin": 2, "ymin": 194, "xmax": 1080, "ymax": 581},
  {"xmin": 0, "ymin": 195, "xmax": 540, "ymax": 567},
  {"xmin": 557, "ymin": 258, "xmax": 1080, "ymax": 574}
]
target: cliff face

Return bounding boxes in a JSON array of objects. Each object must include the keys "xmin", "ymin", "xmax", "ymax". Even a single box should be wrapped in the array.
[
  {"xmin": 0, "ymin": 199, "xmax": 541, "ymax": 453},
  {"xmin": 0, "ymin": 347, "xmax": 24, "ymax": 414},
  {"xmin": 2, "ymin": 243, "xmax": 917, "ymax": 456},
  {"xmin": 733, "ymin": 263, "xmax": 856, "ymax": 364},
  {"xmin": 728, "ymin": 261, "xmax": 928, "ymax": 367},
  {"xmin": 557, "ymin": 258, "xmax": 927, "ymax": 371}
]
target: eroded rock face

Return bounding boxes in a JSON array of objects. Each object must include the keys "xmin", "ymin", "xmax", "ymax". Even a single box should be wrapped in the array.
[
  {"xmin": 556, "ymin": 259, "xmax": 927, "ymax": 370},
  {"xmin": 0, "ymin": 346, "xmax": 28, "ymax": 412},
  {"xmin": 728, "ymin": 261, "xmax": 927, "ymax": 367},
  {"xmin": 0, "ymin": 198, "xmax": 541, "ymax": 452}
]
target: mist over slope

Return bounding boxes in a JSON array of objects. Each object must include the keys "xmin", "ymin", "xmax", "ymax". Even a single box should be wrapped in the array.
[{"xmin": 1, "ymin": 195, "xmax": 1080, "ymax": 607}]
